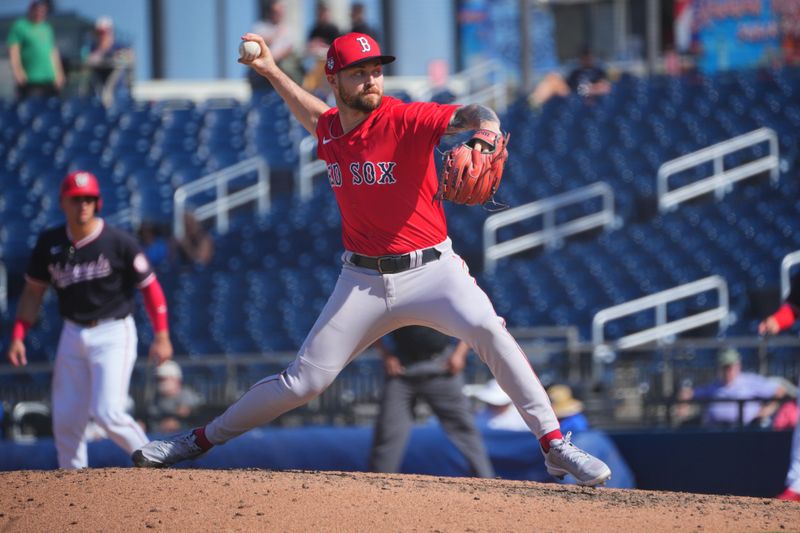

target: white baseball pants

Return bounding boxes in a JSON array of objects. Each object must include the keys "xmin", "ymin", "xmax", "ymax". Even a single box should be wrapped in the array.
[
  {"xmin": 787, "ymin": 379, "xmax": 800, "ymax": 491},
  {"xmin": 52, "ymin": 316, "xmax": 149, "ymax": 469},
  {"xmin": 205, "ymin": 238, "xmax": 559, "ymax": 444}
]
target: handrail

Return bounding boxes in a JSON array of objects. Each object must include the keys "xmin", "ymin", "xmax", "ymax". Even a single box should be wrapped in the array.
[
  {"xmin": 483, "ymin": 182, "xmax": 616, "ymax": 272},
  {"xmin": 781, "ymin": 250, "xmax": 800, "ymax": 300},
  {"xmin": 0, "ymin": 261, "xmax": 6, "ymax": 315},
  {"xmin": 174, "ymin": 156, "xmax": 269, "ymax": 238},
  {"xmin": 592, "ymin": 275, "xmax": 729, "ymax": 352},
  {"xmin": 418, "ymin": 60, "xmax": 508, "ymax": 113},
  {"xmin": 454, "ymin": 61, "xmax": 508, "ymax": 113},
  {"xmin": 657, "ymin": 127, "xmax": 779, "ymax": 212},
  {"xmin": 511, "ymin": 325, "xmax": 582, "ymax": 381},
  {"xmin": 296, "ymin": 136, "xmax": 327, "ymax": 200}
]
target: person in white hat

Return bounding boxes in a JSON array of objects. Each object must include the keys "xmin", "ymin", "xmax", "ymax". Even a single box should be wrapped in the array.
[
  {"xmin": 83, "ymin": 15, "xmax": 133, "ymax": 103},
  {"xmin": 148, "ymin": 360, "xmax": 203, "ymax": 433},
  {"xmin": 466, "ymin": 379, "xmax": 529, "ymax": 432}
]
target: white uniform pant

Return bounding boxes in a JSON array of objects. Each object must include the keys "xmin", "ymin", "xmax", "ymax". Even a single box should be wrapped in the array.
[
  {"xmin": 787, "ymin": 378, "xmax": 800, "ymax": 491},
  {"xmin": 52, "ymin": 316, "xmax": 149, "ymax": 469},
  {"xmin": 206, "ymin": 238, "xmax": 558, "ymax": 444}
]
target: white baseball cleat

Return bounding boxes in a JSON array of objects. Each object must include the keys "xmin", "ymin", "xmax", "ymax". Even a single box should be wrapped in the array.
[
  {"xmin": 544, "ymin": 432, "xmax": 612, "ymax": 487},
  {"xmin": 132, "ymin": 428, "xmax": 209, "ymax": 468}
]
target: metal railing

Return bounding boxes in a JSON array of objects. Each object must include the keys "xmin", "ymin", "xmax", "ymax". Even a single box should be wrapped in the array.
[
  {"xmin": 3, "ymin": 333, "xmax": 800, "ymax": 433},
  {"xmin": 174, "ymin": 156, "xmax": 269, "ymax": 239},
  {"xmin": 0, "ymin": 261, "xmax": 6, "ymax": 315},
  {"xmin": 447, "ymin": 61, "xmax": 508, "ymax": 114},
  {"xmin": 657, "ymin": 127, "xmax": 779, "ymax": 212},
  {"xmin": 511, "ymin": 325, "xmax": 582, "ymax": 382},
  {"xmin": 296, "ymin": 136, "xmax": 327, "ymax": 200},
  {"xmin": 592, "ymin": 275, "xmax": 730, "ymax": 352},
  {"xmin": 781, "ymin": 250, "xmax": 800, "ymax": 300},
  {"xmin": 483, "ymin": 182, "xmax": 616, "ymax": 272}
]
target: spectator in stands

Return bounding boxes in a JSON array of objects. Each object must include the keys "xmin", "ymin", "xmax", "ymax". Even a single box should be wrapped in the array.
[
  {"xmin": 566, "ymin": 47, "xmax": 611, "ymax": 99},
  {"xmin": 677, "ymin": 348, "xmax": 789, "ymax": 428},
  {"xmin": 307, "ymin": 1, "xmax": 340, "ymax": 47},
  {"xmin": 527, "ymin": 72, "xmax": 571, "ymax": 110},
  {"xmin": 138, "ymin": 221, "xmax": 170, "ymax": 267},
  {"xmin": 147, "ymin": 360, "xmax": 204, "ymax": 433},
  {"xmin": 527, "ymin": 47, "xmax": 610, "ymax": 111},
  {"xmin": 7, "ymin": 0, "xmax": 65, "ymax": 99},
  {"xmin": 466, "ymin": 378, "xmax": 529, "ymax": 432},
  {"xmin": 249, "ymin": 0, "xmax": 302, "ymax": 92},
  {"xmin": 302, "ymin": 2, "xmax": 341, "ymax": 97},
  {"xmin": 369, "ymin": 328, "xmax": 494, "ymax": 478},
  {"xmin": 82, "ymin": 16, "xmax": 134, "ymax": 105},
  {"xmin": 547, "ymin": 384, "xmax": 590, "ymax": 434},
  {"xmin": 174, "ymin": 212, "xmax": 214, "ymax": 266},
  {"xmin": 349, "ymin": 2, "xmax": 380, "ymax": 43},
  {"xmin": 759, "ymin": 270, "xmax": 800, "ymax": 501}
]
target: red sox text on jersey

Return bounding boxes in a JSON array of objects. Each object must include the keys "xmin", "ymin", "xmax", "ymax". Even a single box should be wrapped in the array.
[
  {"xmin": 316, "ymin": 96, "xmax": 458, "ymax": 256},
  {"xmin": 326, "ymin": 161, "xmax": 397, "ymax": 187}
]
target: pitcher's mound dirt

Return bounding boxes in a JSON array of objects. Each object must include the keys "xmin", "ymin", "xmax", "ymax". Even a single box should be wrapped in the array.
[{"xmin": 1, "ymin": 469, "xmax": 799, "ymax": 532}]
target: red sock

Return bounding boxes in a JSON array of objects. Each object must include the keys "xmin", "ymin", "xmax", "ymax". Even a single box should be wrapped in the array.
[
  {"xmin": 539, "ymin": 429, "xmax": 564, "ymax": 452},
  {"xmin": 193, "ymin": 427, "xmax": 214, "ymax": 451}
]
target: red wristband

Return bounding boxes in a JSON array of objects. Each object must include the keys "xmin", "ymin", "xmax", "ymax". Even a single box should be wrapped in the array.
[
  {"xmin": 12, "ymin": 319, "xmax": 32, "ymax": 341},
  {"xmin": 773, "ymin": 303, "xmax": 798, "ymax": 331}
]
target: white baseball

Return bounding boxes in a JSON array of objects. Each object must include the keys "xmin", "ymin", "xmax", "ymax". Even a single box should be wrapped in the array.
[{"xmin": 239, "ymin": 41, "xmax": 261, "ymax": 61}]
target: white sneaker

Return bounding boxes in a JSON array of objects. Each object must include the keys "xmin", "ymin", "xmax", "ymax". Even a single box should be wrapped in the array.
[
  {"xmin": 132, "ymin": 428, "xmax": 209, "ymax": 468},
  {"xmin": 544, "ymin": 432, "xmax": 612, "ymax": 486}
]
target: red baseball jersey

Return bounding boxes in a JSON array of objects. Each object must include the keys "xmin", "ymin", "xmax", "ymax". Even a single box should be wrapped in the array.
[{"xmin": 316, "ymin": 96, "xmax": 458, "ymax": 256}]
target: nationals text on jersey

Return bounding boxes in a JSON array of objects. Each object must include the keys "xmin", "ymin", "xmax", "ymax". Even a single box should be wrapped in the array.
[{"xmin": 48, "ymin": 253, "xmax": 112, "ymax": 288}]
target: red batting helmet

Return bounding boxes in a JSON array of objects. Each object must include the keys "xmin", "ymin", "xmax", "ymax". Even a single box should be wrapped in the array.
[{"xmin": 60, "ymin": 170, "xmax": 103, "ymax": 211}]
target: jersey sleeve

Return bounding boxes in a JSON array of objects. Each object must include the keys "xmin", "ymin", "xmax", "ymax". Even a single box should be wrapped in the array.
[
  {"xmin": 25, "ymin": 234, "xmax": 51, "ymax": 286},
  {"xmin": 395, "ymin": 101, "xmax": 459, "ymax": 148},
  {"xmin": 315, "ymin": 108, "xmax": 337, "ymax": 160},
  {"xmin": 118, "ymin": 230, "xmax": 155, "ymax": 287},
  {"xmin": 6, "ymin": 20, "xmax": 21, "ymax": 46}
]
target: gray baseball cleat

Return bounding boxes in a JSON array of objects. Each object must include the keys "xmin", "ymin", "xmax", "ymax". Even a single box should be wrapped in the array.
[
  {"xmin": 132, "ymin": 428, "xmax": 209, "ymax": 468},
  {"xmin": 544, "ymin": 432, "xmax": 612, "ymax": 486}
]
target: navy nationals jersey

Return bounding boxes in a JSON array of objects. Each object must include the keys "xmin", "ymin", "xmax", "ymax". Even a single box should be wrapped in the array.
[{"xmin": 25, "ymin": 220, "xmax": 154, "ymax": 323}]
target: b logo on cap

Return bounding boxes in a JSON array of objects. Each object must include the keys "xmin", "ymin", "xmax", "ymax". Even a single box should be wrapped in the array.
[
  {"xmin": 356, "ymin": 36, "xmax": 371, "ymax": 53},
  {"xmin": 327, "ymin": 57, "xmax": 335, "ymax": 71}
]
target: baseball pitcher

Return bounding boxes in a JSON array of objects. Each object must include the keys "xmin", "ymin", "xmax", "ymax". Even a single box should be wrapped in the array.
[{"xmin": 133, "ymin": 32, "xmax": 611, "ymax": 486}]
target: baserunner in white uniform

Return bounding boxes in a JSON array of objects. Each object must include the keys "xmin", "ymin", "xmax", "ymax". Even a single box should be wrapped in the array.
[
  {"xmin": 7, "ymin": 171, "xmax": 174, "ymax": 469},
  {"xmin": 133, "ymin": 32, "xmax": 611, "ymax": 486}
]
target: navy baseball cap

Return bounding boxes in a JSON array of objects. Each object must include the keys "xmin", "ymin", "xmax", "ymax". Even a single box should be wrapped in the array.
[{"xmin": 325, "ymin": 32, "xmax": 394, "ymax": 75}]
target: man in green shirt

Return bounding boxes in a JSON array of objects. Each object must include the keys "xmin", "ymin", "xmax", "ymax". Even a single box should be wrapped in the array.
[{"xmin": 7, "ymin": 1, "xmax": 64, "ymax": 99}]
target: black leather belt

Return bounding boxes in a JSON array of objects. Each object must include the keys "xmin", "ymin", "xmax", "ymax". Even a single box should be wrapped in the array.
[
  {"xmin": 350, "ymin": 248, "xmax": 441, "ymax": 274},
  {"xmin": 70, "ymin": 316, "xmax": 127, "ymax": 328}
]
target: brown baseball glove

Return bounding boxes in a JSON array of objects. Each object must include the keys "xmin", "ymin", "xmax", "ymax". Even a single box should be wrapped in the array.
[{"xmin": 437, "ymin": 129, "xmax": 510, "ymax": 206}]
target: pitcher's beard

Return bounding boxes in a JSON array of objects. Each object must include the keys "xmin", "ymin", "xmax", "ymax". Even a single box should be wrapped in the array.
[{"xmin": 340, "ymin": 89, "xmax": 382, "ymax": 113}]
